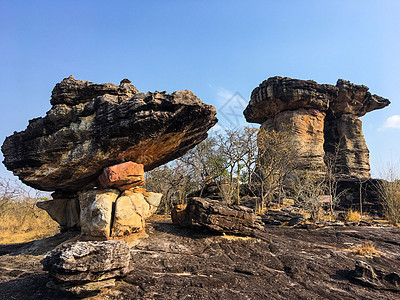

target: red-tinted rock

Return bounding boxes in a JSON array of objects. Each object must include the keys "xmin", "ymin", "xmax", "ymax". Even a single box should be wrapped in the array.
[{"xmin": 98, "ymin": 161, "xmax": 145, "ymax": 190}]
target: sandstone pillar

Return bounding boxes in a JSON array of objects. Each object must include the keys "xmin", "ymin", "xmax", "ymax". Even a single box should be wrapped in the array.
[{"xmin": 244, "ymin": 76, "xmax": 390, "ymax": 181}]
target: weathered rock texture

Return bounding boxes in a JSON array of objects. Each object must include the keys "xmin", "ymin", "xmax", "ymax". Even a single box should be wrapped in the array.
[
  {"xmin": 41, "ymin": 240, "xmax": 131, "ymax": 297},
  {"xmin": 260, "ymin": 108, "xmax": 326, "ymax": 170},
  {"xmin": 98, "ymin": 161, "xmax": 145, "ymax": 190},
  {"xmin": 77, "ymin": 188, "xmax": 161, "ymax": 238},
  {"xmin": 2, "ymin": 76, "xmax": 217, "ymax": 192},
  {"xmin": 36, "ymin": 198, "xmax": 80, "ymax": 230},
  {"xmin": 79, "ymin": 189, "xmax": 120, "ymax": 238},
  {"xmin": 1, "ymin": 223, "xmax": 400, "ymax": 299},
  {"xmin": 244, "ymin": 76, "xmax": 390, "ymax": 180},
  {"xmin": 173, "ymin": 197, "xmax": 264, "ymax": 236}
]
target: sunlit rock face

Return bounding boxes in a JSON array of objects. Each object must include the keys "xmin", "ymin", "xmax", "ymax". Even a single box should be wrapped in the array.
[
  {"xmin": 1, "ymin": 76, "xmax": 217, "ymax": 192},
  {"xmin": 244, "ymin": 76, "xmax": 390, "ymax": 180},
  {"xmin": 260, "ymin": 108, "xmax": 327, "ymax": 172}
]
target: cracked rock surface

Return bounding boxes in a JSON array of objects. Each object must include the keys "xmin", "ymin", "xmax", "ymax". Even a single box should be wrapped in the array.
[{"xmin": 0, "ymin": 222, "xmax": 399, "ymax": 299}]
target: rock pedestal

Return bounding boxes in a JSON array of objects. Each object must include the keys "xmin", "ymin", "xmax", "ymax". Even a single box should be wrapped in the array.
[
  {"xmin": 244, "ymin": 76, "xmax": 390, "ymax": 180},
  {"xmin": 2, "ymin": 76, "xmax": 217, "ymax": 238},
  {"xmin": 37, "ymin": 161, "xmax": 162, "ymax": 238},
  {"xmin": 260, "ymin": 108, "xmax": 327, "ymax": 171}
]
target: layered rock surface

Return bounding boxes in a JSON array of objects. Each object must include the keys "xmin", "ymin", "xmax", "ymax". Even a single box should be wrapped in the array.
[
  {"xmin": 41, "ymin": 240, "xmax": 131, "ymax": 297},
  {"xmin": 244, "ymin": 76, "xmax": 390, "ymax": 180},
  {"xmin": 2, "ymin": 76, "xmax": 217, "ymax": 192},
  {"xmin": 172, "ymin": 197, "xmax": 264, "ymax": 236},
  {"xmin": 1, "ymin": 221, "xmax": 399, "ymax": 299}
]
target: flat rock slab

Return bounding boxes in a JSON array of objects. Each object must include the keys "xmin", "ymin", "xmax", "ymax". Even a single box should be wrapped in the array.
[
  {"xmin": 41, "ymin": 240, "xmax": 131, "ymax": 283},
  {"xmin": 2, "ymin": 76, "xmax": 217, "ymax": 192},
  {"xmin": 0, "ymin": 225, "xmax": 399, "ymax": 299}
]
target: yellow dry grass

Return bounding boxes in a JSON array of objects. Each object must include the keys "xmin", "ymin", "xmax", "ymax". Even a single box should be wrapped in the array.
[
  {"xmin": 0, "ymin": 202, "xmax": 59, "ymax": 244},
  {"xmin": 349, "ymin": 241, "xmax": 381, "ymax": 257},
  {"xmin": 221, "ymin": 233, "xmax": 252, "ymax": 241},
  {"xmin": 344, "ymin": 209, "xmax": 361, "ymax": 222}
]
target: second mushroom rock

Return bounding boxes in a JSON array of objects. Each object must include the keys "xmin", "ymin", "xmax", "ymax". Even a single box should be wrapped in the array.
[{"xmin": 244, "ymin": 76, "xmax": 390, "ymax": 180}]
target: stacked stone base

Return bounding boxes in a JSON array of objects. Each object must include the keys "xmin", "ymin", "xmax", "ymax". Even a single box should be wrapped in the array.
[{"xmin": 37, "ymin": 161, "xmax": 162, "ymax": 238}]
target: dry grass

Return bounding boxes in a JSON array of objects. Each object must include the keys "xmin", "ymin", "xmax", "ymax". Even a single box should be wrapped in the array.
[
  {"xmin": 344, "ymin": 209, "xmax": 361, "ymax": 222},
  {"xmin": 0, "ymin": 202, "xmax": 59, "ymax": 244},
  {"xmin": 221, "ymin": 233, "xmax": 252, "ymax": 241},
  {"xmin": 350, "ymin": 241, "xmax": 381, "ymax": 257}
]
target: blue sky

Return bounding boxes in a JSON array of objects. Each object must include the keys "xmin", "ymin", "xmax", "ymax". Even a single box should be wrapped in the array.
[{"xmin": 0, "ymin": 0, "xmax": 399, "ymax": 180}]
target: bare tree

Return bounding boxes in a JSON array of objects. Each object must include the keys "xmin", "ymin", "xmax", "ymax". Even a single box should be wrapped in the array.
[
  {"xmin": 248, "ymin": 127, "xmax": 300, "ymax": 211},
  {"xmin": 291, "ymin": 167, "xmax": 328, "ymax": 221},
  {"xmin": 145, "ymin": 161, "xmax": 195, "ymax": 213},
  {"xmin": 376, "ymin": 164, "xmax": 400, "ymax": 225}
]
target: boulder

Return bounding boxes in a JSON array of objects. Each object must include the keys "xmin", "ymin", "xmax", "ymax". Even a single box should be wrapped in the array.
[
  {"xmin": 36, "ymin": 198, "xmax": 80, "ymax": 230},
  {"xmin": 2, "ymin": 76, "xmax": 217, "ymax": 192},
  {"xmin": 41, "ymin": 240, "xmax": 130, "ymax": 297},
  {"xmin": 79, "ymin": 189, "xmax": 120, "ymax": 238},
  {"xmin": 350, "ymin": 260, "xmax": 400, "ymax": 291},
  {"xmin": 183, "ymin": 197, "xmax": 264, "ymax": 236},
  {"xmin": 244, "ymin": 76, "xmax": 390, "ymax": 181},
  {"xmin": 333, "ymin": 79, "xmax": 390, "ymax": 117},
  {"xmin": 98, "ymin": 161, "xmax": 145, "ymax": 190},
  {"xmin": 78, "ymin": 188, "xmax": 161, "ymax": 238},
  {"xmin": 243, "ymin": 77, "xmax": 336, "ymax": 123},
  {"xmin": 112, "ymin": 190, "xmax": 162, "ymax": 236}
]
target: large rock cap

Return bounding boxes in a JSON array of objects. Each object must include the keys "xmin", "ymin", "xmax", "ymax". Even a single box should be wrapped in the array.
[
  {"xmin": 244, "ymin": 76, "xmax": 390, "ymax": 123},
  {"xmin": 244, "ymin": 76, "xmax": 337, "ymax": 123},
  {"xmin": 2, "ymin": 76, "xmax": 217, "ymax": 191}
]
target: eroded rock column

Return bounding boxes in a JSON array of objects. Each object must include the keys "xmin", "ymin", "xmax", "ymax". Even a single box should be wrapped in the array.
[
  {"xmin": 244, "ymin": 76, "xmax": 390, "ymax": 180},
  {"xmin": 244, "ymin": 77, "xmax": 337, "ymax": 173},
  {"xmin": 261, "ymin": 108, "xmax": 327, "ymax": 171}
]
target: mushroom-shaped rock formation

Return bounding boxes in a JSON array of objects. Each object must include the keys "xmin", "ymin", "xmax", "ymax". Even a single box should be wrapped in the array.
[
  {"xmin": 244, "ymin": 76, "xmax": 390, "ymax": 180},
  {"xmin": 2, "ymin": 76, "xmax": 217, "ymax": 237},
  {"xmin": 2, "ymin": 76, "xmax": 217, "ymax": 192}
]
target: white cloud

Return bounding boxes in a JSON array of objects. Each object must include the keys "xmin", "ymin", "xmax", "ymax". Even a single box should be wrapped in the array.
[
  {"xmin": 209, "ymin": 85, "xmax": 236, "ymax": 106},
  {"xmin": 382, "ymin": 115, "xmax": 400, "ymax": 129}
]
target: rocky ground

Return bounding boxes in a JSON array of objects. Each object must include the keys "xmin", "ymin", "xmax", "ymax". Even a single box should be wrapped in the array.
[{"xmin": 0, "ymin": 220, "xmax": 399, "ymax": 300}]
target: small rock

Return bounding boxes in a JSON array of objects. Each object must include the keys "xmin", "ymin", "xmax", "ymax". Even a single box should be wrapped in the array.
[
  {"xmin": 287, "ymin": 216, "xmax": 304, "ymax": 227},
  {"xmin": 171, "ymin": 204, "xmax": 190, "ymax": 227},
  {"xmin": 385, "ymin": 272, "xmax": 400, "ymax": 287},
  {"xmin": 352, "ymin": 260, "xmax": 382, "ymax": 289}
]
